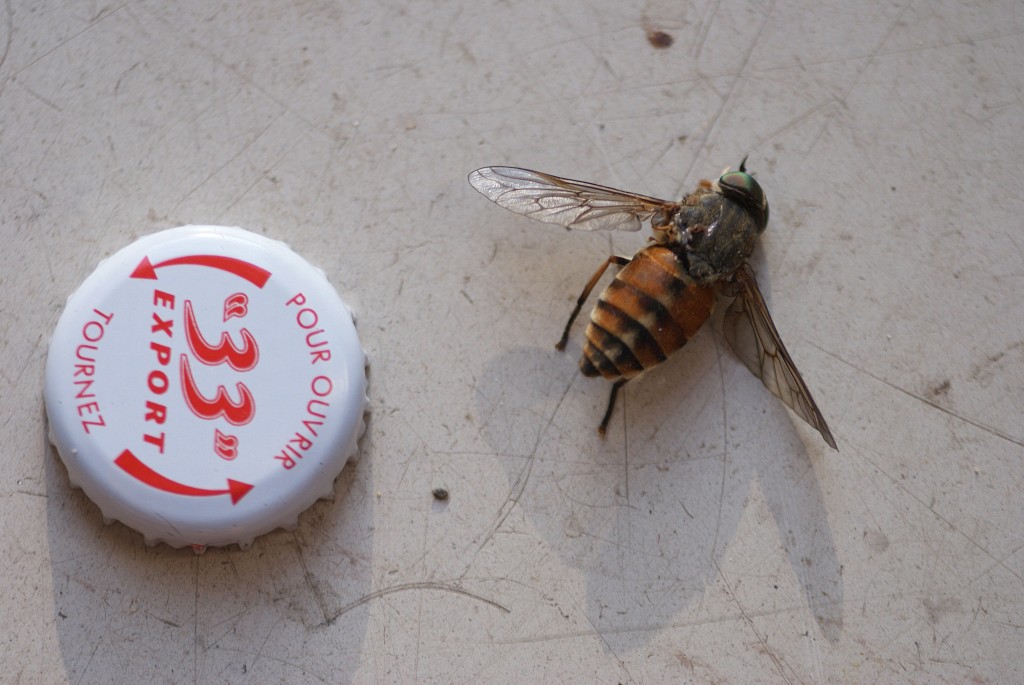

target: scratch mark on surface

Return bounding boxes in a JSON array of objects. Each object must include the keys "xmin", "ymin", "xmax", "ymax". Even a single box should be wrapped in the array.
[
  {"xmin": 329, "ymin": 581, "xmax": 510, "ymax": 622},
  {"xmin": 12, "ymin": 488, "xmax": 48, "ymax": 499},
  {"xmin": 756, "ymin": 99, "xmax": 834, "ymax": 150},
  {"xmin": 414, "ymin": 580, "xmax": 423, "ymax": 684},
  {"xmin": 968, "ymin": 541, "xmax": 1024, "ymax": 588},
  {"xmin": 0, "ymin": 0, "xmax": 13, "ymax": 76},
  {"xmin": 714, "ymin": 560, "xmax": 799, "ymax": 685},
  {"xmin": 75, "ymin": 637, "xmax": 102, "ymax": 685},
  {"xmin": 550, "ymin": 5, "xmax": 618, "ymax": 181},
  {"xmin": 806, "ymin": 1, "xmax": 911, "ymax": 156},
  {"xmin": 622, "ymin": 392, "xmax": 630, "ymax": 503},
  {"xmin": 578, "ymin": 596, "xmax": 634, "ymax": 682},
  {"xmin": 811, "ymin": 343, "xmax": 1024, "ymax": 448},
  {"xmin": 756, "ymin": 27, "xmax": 1024, "ymax": 75},
  {"xmin": 639, "ymin": 136, "xmax": 679, "ymax": 181},
  {"xmin": 247, "ymin": 619, "xmax": 281, "ymax": 679},
  {"xmin": 854, "ymin": 438, "xmax": 1024, "ymax": 587},
  {"xmin": 154, "ymin": 615, "xmax": 181, "ymax": 628},
  {"xmin": 292, "ymin": 532, "xmax": 331, "ymax": 625},
  {"xmin": 465, "ymin": 375, "xmax": 576, "ymax": 569},
  {"xmin": 617, "ymin": 393, "xmax": 634, "ymax": 602},
  {"xmin": 682, "ymin": 0, "xmax": 777, "ymax": 185},
  {"xmin": 0, "ymin": 333, "xmax": 44, "ymax": 424},
  {"xmin": 692, "ymin": 0, "xmax": 723, "ymax": 62},
  {"xmin": 200, "ymin": 610, "xmax": 248, "ymax": 653},
  {"xmin": 710, "ymin": 336, "xmax": 729, "ymax": 558},
  {"xmin": 493, "ymin": 590, "xmax": 846, "ymax": 644},
  {"xmin": 216, "ymin": 133, "xmax": 309, "ymax": 221},
  {"xmin": 170, "ymin": 112, "xmax": 284, "ymax": 215},
  {"xmin": 12, "ymin": 80, "xmax": 63, "ymax": 112},
  {"xmin": 213, "ymin": 645, "xmax": 330, "ymax": 682},
  {"xmin": 193, "ymin": 557, "xmax": 199, "ymax": 684},
  {"xmin": 141, "ymin": 7, "xmax": 334, "ymax": 142},
  {"xmin": 1004, "ymin": 231, "xmax": 1024, "ymax": 271},
  {"xmin": 6, "ymin": 0, "xmax": 133, "ymax": 81}
]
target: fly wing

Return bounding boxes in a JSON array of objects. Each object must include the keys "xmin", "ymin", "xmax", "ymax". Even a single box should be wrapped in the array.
[
  {"xmin": 468, "ymin": 166, "xmax": 677, "ymax": 232},
  {"xmin": 722, "ymin": 262, "xmax": 837, "ymax": 449}
]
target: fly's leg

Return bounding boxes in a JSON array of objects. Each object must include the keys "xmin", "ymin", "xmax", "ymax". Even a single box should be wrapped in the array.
[
  {"xmin": 598, "ymin": 378, "xmax": 629, "ymax": 436},
  {"xmin": 556, "ymin": 255, "xmax": 631, "ymax": 351}
]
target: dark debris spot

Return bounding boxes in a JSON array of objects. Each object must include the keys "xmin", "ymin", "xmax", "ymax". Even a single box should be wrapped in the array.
[
  {"xmin": 929, "ymin": 379, "xmax": 951, "ymax": 397},
  {"xmin": 646, "ymin": 29, "xmax": 674, "ymax": 49}
]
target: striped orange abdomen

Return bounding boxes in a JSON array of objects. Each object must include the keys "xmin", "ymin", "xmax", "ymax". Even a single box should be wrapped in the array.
[{"xmin": 580, "ymin": 245, "xmax": 715, "ymax": 380}]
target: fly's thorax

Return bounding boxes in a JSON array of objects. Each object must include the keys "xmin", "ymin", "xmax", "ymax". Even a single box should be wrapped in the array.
[{"xmin": 674, "ymin": 194, "xmax": 763, "ymax": 282}]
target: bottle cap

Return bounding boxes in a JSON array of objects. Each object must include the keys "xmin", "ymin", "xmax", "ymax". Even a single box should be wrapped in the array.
[{"xmin": 44, "ymin": 226, "xmax": 367, "ymax": 550}]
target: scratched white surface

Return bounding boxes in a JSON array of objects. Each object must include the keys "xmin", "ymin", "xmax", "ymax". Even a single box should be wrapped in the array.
[{"xmin": 2, "ymin": 0, "xmax": 1023, "ymax": 682}]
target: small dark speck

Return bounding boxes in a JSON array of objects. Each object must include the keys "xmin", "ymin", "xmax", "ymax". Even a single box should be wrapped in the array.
[
  {"xmin": 891, "ymin": 185, "xmax": 897, "ymax": 192},
  {"xmin": 432, "ymin": 487, "xmax": 449, "ymax": 501},
  {"xmin": 929, "ymin": 379, "xmax": 951, "ymax": 397},
  {"xmin": 646, "ymin": 30, "xmax": 674, "ymax": 48}
]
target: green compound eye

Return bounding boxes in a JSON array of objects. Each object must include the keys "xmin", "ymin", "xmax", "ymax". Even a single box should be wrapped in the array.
[{"xmin": 718, "ymin": 171, "xmax": 766, "ymax": 211}]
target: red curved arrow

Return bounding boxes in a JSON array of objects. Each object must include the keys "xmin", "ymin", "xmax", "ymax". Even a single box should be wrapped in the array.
[
  {"xmin": 131, "ymin": 255, "xmax": 271, "ymax": 288},
  {"xmin": 115, "ymin": 449, "xmax": 253, "ymax": 504}
]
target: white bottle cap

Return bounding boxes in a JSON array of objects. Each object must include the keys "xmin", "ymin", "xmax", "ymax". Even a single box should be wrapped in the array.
[{"xmin": 44, "ymin": 226, "xmax": 368, "ymax": 550}]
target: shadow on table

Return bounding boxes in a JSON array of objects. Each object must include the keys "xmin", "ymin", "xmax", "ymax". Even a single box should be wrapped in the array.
[
  {"xmin": 44, "ymin": 410, "xmax": 373, "ymax": 683},
  {"xmin": 475, "ymin": 337, "xmax": 842, "ymax": 654}
]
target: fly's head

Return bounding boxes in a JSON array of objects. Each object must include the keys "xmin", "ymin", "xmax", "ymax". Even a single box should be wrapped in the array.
[{"xmin": 715, "ymin": 156, "xmax": 769, "ymax": 231}]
